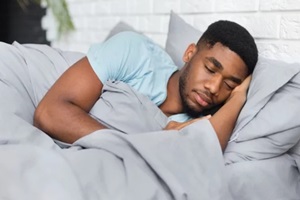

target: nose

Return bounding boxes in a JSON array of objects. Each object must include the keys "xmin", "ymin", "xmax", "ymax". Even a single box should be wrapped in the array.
[{"xmin": 204, "ymin": 75, "xmax": 222, "ymax": 96}]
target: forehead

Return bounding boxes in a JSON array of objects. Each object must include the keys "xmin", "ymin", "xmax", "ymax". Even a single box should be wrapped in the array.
[{"xmin": 198, "ymin": 42, "xmax": 248, "ymax": 78}]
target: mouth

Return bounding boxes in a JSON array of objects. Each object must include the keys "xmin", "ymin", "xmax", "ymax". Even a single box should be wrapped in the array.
[{"xmin": 193, "ymin": 91, "xmax": 212, "ymax": 107}]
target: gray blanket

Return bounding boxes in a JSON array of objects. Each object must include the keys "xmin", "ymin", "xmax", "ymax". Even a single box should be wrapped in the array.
[
  {"xmin": 0, "ymin": 41, "xmax": 299, "ymax": 200},
  {"xmin": 0, "ymin": 42, "xmax": 231, "ymax": 200}
]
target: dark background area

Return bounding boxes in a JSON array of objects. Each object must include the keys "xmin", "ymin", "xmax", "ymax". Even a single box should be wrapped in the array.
[{"xmin": 0, "ymin": 0, "xmax": 49, "ymax": 44}]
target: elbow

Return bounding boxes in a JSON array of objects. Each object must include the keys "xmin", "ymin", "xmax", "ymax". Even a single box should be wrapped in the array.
[
  {"xmin": 33, "ymin": 103, "xmax": 48, "ymax": 131},
  {"xmin": 220, "ymin": 142, "xmax": 228, "ymax": 153}
]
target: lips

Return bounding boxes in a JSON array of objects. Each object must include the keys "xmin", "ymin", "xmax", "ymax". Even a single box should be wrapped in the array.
[{"xmin": 194, "ymin": 92, "xmax": 212, "ymax": 107}]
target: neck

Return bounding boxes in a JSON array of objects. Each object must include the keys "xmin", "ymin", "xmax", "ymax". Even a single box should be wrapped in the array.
[{"xmin": 159, "ymin": 70, "xmax": 183, "ymax": 116}]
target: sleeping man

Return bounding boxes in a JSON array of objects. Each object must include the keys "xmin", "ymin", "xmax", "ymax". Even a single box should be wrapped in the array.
[{"xmin": 33, "ymin": 20, "xmax": 258, "ymax": 151}]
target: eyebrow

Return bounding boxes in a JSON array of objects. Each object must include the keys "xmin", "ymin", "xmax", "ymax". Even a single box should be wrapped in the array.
[
  {"xmin": 206, "ymin": 57, "xmax": 223, "ymax": 70},
  {"xmin": 206, "ymin": 57, "xmax": 242, "ymax": 84}
]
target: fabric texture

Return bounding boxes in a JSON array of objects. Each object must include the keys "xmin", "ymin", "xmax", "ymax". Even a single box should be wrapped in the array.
[
  {"xmin": 154, "ymin": 11, "xmax": 300, "ymax": 165},
  {"xmin": 225, "ymin": 57, "xmax": 300, "ymax": 163},
  {"xmin": 0, "ymin": 42, "xmax": 230, "ymax": 199},
  {"xmin": 90, "ymin": 81, "xmax": 168, "ymax": 133},
  {"xmin": 223, "ymin": 56, "xmax": 300, "ymax": 200},
  {"xmin": 1, "ymin": 11, "xmax": 300, "ymax": 200},
  {"xmin": 160, "ymin": 11, "xmax": 300, "ymax": 199},
  {"xmin": 87, "ymin": 31, "xmax": 178, "ymax": 106}
]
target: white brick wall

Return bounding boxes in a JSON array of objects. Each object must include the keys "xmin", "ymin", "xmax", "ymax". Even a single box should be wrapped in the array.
[{"xmin": 42, "ymin": 0, "xmax": 300, "ymax": 62}]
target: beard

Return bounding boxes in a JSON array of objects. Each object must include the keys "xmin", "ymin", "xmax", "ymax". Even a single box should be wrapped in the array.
[
  {"xmin": 179, "ymin": 64, "xmax": 203, "ymax": 118},
  {"xmin": 179, "ymin": 64, "xmax": 222, "ymax": 118}
]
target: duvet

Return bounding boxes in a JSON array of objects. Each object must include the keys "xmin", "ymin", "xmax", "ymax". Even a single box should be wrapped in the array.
[{"xmin": 0, "ymin": 41, "xmax": 299, "ymax": 200}]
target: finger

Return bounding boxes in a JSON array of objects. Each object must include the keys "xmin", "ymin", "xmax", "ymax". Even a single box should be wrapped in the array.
[
  {"xmin": 243, "ymin": 75, "xmax": 252, "ymax": 86},
  {"xmin": 203, "ymin": 114, "xmax": 212, "ymax": 119}
]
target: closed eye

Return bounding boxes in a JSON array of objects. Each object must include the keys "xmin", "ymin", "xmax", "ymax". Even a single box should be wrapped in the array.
[
  {"xmin": 205, "ymin": 66, "xmax": 215, "ymax": 74},
  {"xmin": 224, "ymin": 81, "xmax": 236, "ymax": 90}
]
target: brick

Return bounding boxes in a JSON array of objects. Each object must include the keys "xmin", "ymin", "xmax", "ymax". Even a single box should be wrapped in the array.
[
  {"xmin": 64, "ymin": 31, "xmax": 84, "ymax": 42},
  {"xmin": 93, "ymin": 1, "xmax": 111, "ymax": 15},
  {"xmin": 260, "ymin": 0, "xmax": 300, "ymax": 11},
  {"xmin": 68, "ymin": 2, "xmax": 99, "ymax": 17},
  {"xmin": 87, "ymin": 16, "xmax": 120, "ymax": 31},
  {"xmin": 138, "ymin": 15, "xmax": 169, "ymax": 33},
  {"xmin": 42, "ymin": 0, "xmax": 300, "ymax": 63},
  {"xmin": 68, "ymin": 3, "xmax": 86, "ymax": 16},
  {"xmin": 71, "ymin": 17, "xmax": 86, "ymax": 29},
  {"xmin": 256, "ymin": 41, "xmax": 300, "ymax": 62},
  {"xmin": 153, "ymin": 0, "xmax": 180, "ymax": 13},
  {"xmin": 194, "ymin": 14, "xmax": 280, "ymax": 39},
  {"xmin": 281, "ymin": 15, "xmax": 300, "ymax": 39},
  {"xmin": 81, "ymin": 3, "xmax": 100, "ymax": 16},
  {"xmin": 110, "ymin": 0, "xmax": 130, "ymax": 14},
  {"xmin": 215, "ymin": 0, "xmax": 259, "ymax": 12},
  {"xmin": 82, "ymin": 31, "xmax": 108, "ymax": 43},
  {"xmin": 180, "ymin": 0, "xmax": 214, "ymax": 13},
  {"xmin": 193, "ymin": 14, "xmax": 223, "ymax": 32},
  {"xmin": 238, "ymin": 15, "xmax": 280, "ymax": 39},
  {"xmin": 256, "ymin": 42, "xmax": 281, "ymax": 58},
  {"xmin": 120, "ymin": 16, "xmax": 139, "ymax": 30},
  {"xmin": 128, "ymin": 0, "xmax": 153, "ymax": 14}
]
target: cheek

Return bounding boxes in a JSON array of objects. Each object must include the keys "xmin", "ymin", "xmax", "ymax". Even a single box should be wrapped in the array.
[
  {"xmin": 215, "ymin": 90, "xmax": 232, "ymax": 104},
  {"xmin": 182, "ymin": 64, "xmax": 200, "ymax": 89},
  {"xmin": 188, "ymin": 64, "xmax": 206, "ymax": 83}
]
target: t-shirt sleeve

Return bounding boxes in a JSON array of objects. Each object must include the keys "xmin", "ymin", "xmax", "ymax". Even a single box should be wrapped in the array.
[{"xmin": 86, "ymin": 31, "xmax": 152, "ymax": 84}]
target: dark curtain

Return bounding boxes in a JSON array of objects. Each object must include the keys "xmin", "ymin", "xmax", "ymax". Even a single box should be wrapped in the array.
[{"xmin": 0, "ymin": 0, "xmax": 49, "ymax": 44}]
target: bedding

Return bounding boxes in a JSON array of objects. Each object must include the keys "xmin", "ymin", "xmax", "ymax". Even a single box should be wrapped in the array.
[
  {"xmin": 164, "ymin": 12, "xmax": 300, "ymax": 199},
  {"xmin": 0, "ymin": 41, "xmax": 231, "ymax": 199},
  {"xmin": 0, "ymin": 11, "xmax": 299, "ymax": 200}
]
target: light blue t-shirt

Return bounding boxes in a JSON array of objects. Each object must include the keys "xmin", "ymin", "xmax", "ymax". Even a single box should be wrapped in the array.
[
  {"xmin": 87, "ymin": 31, "xmax": 178, "ymax": 105},
  {"xmin": 87, "ymin": 31, "xmax": 191, "ymax": 122}
]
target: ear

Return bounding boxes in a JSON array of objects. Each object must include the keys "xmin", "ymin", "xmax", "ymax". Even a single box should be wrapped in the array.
[{"xmin": 182, "ymin": 43, "xmax": 198, "ymax": 63}]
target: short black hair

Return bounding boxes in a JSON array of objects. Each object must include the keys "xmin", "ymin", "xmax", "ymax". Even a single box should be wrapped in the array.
[{"xmin": 197, "ymin": 20, "xmax": 258, "ymax": 74}]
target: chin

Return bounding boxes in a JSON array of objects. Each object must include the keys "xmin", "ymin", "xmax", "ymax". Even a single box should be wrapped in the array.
[
  {"xmin": 202, "ymin": 104, "xmax": 223, "ymax": 116},
  {"xmin": 184, "ymin": 104, "xmax": 204, "ymax": 118}
]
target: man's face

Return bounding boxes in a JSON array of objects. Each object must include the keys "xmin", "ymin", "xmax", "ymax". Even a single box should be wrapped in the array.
[{"xmin": 179, "ymin": 42, "xmax": 248, "ymax": 117}]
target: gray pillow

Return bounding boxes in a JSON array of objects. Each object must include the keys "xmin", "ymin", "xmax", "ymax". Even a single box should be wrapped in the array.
[
  {"xmin": 105, "ymin": 11, "xmax": 203, "ymax": 69},
  {"xmin": 165, "ymin": 11, "xmax": 203, "ymax": 68},
  {"xmin": 163, "ymin": 11, "xmax": 300, "ymax": 163},
  {"xmin": 104, "ymin": 14, "xmax": 300, "ymax": 161},
  {"xmin": 105, "ymin": 21, "xmax": 137, "ymax": 40},
  {"xmin": 225, "ymin": 57, "xmax": 300, "ymax": 162}
]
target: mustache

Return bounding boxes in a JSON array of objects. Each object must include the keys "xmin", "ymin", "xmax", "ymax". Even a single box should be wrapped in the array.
[{"xmin": 194, "ymin": 89, "xmax": 213, "ymax": 105}]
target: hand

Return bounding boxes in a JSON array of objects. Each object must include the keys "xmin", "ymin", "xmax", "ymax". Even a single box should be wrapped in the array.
[
  {"xmin": 209, "ymin": 75, "xmax": 252, "ymax": 151},
  {"xmin": 227, "ymin": 75, "xmax": 252, "ymax": 103},
  {"xmin": 164, "ymin": 115, "xmax": 211, "ymax": 130}
]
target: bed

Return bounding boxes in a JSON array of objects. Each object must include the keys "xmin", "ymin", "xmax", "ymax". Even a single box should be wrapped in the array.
[{"xmin": 0, "ymin": 12, "xmax": 299, "ymax": 200}]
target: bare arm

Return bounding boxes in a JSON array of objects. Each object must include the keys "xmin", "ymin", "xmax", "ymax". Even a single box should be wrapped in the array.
[
  {"xmin": 208, "ymin": 76, "xmax": 251, "ymax": 151},
  {"xmin": 34, "ymin": 57, "xmax": 106, "ymax": 143}
]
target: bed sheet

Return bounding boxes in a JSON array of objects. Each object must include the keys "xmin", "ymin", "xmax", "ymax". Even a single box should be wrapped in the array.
[{"xmin": 0, "ymin": 41, "xmax": 299, "ymax": 199}]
